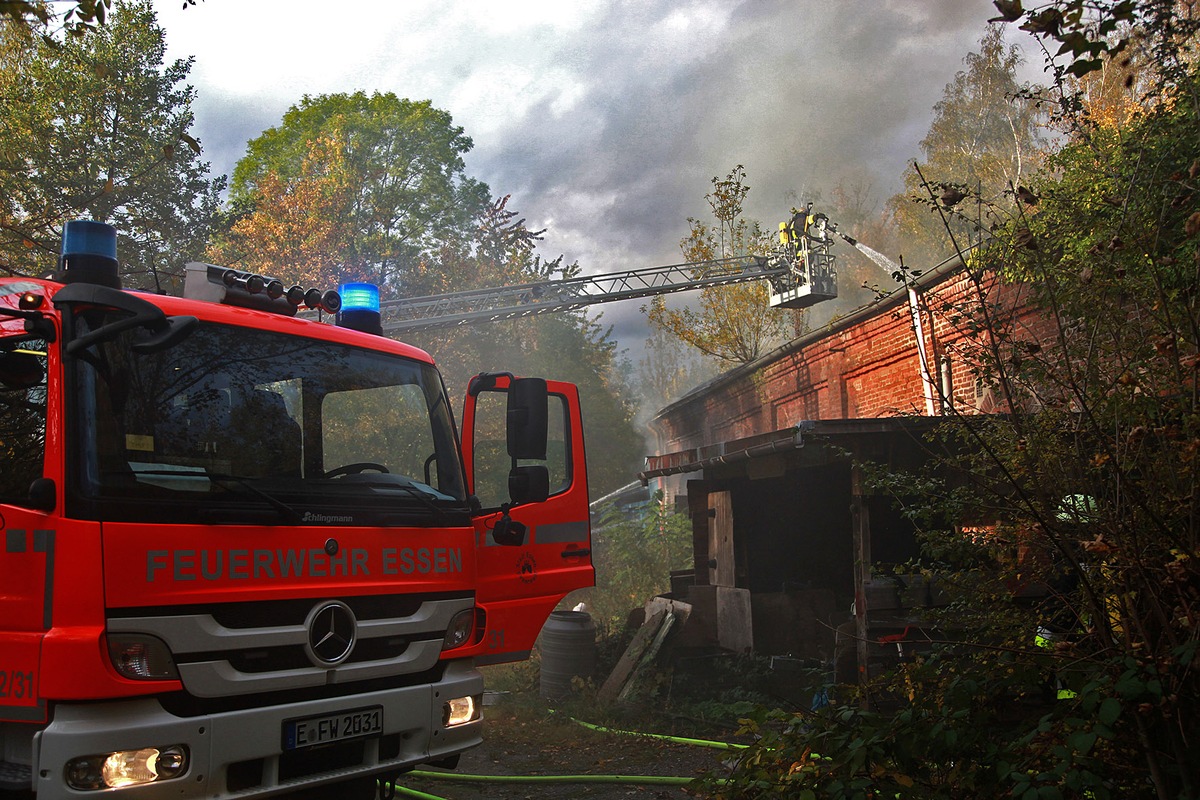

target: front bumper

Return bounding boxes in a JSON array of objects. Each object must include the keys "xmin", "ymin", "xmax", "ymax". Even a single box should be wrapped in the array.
[{"xmin": 32, "ymin": 660, "xmax": 483, "ymax": 799}]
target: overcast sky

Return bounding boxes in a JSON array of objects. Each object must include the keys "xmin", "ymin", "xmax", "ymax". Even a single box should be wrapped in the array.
[{"xmin": 154, "ymin": 0, "xmax": 1041, "ymax": 358}]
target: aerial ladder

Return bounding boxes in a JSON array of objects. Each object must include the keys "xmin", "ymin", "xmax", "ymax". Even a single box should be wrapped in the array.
[{"xmin": 379, "ymin": 208, "xmax": 839, "ymax": 334}]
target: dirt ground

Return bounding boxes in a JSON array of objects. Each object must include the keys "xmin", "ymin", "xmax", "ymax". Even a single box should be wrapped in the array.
[{"xmin": 386, "ymin": 696, "xmax": 741, "ymax": 800}]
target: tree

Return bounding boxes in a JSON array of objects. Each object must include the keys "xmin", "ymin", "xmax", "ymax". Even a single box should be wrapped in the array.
[
  {"xmin": 925, "ymin": 38, "xmax": 1200, "ymax": 796},
  {"xmin": 0, "ymin": 0, "xmax": 202, "ymax": 45},
  {"xmin": 221, "ymin": 91, "xmax": 490, "ymax": 293},
  {"xmin": 1068, "ymin": 39, "xmax": 1145, "ymax": 131},
  {"xmin": 400, "ymin": 205, "xmax": 644, "ymax": 499},
  {"xmin": 888, "ymin": 24, "xmax": 1048, "ymax": 265},
  {"xmin": 2, "ymin": 0, "xmax": 114, "ymax": 41},
  {"xmin": 994, "ymin": 0, "xmax": 1199, "ymax": 94},
  {"xmin": 636, "ymin": 312, "xmax": 717, "ymax": 422},
  {"xmin": 582, "ymin": 491, "xmax": 693, "ymax": 627},
  {"xmin": 1006, "ymin": 0, "xmax": 1198, "ymax": 135},
  {"xmin": 0, "ymin": 0, "xmax": 222, "ymax": 290},
  {"xmin": 206, "ymin": 132, "xmax": 357, "ymax": 285},
  {"xmin": 220, "ymin": 91, "xmax": 644, "ymax": 496},
  {"xmin": 646, "ymin": 165, "xmax": 787, "ymax": 365}
]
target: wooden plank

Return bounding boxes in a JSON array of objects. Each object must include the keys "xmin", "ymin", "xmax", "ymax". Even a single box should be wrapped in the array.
[
  {"xmin": 617, "ymin": 613, "xmax": 678, "ymax": 702},
  {"xmin": 708, "ymin": 490, "xmax": 735, "ymax": 587},
  {"xmin": 644, "ymin": 595, "xmax": 692, "ymax": 629},
  {"xmin": 597, "ymin": 610, "xmax": 668, "ymax": 704}
]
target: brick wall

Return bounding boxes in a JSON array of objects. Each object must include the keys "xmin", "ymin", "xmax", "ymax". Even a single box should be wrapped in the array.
[{"xmin": 650, "ymin": 266, "xmax": 1049, "ymax": 455}]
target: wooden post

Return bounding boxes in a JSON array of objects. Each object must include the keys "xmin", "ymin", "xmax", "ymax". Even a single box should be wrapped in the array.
[
  {"xmin": 687, "ymin": 480, "xmax": 711, "ymax": 585},
  {"xmin": 851, "ymin": 464, "xmax": 872, "ymax": 709},
  {"xmin": 707, "ymin": 491, "xmax": 735, "ymax": 588}
]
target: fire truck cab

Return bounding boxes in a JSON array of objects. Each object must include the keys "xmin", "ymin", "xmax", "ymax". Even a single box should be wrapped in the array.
[{"xmin": 0, "ymin": 221, "xmax": 594, "ymax": 798}]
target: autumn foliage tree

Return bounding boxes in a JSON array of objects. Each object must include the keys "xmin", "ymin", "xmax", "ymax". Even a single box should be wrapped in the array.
[
  {"xmin": 207, "ymin": 133, "xmax": 357, "ymax": 285},
  {"xmin": 888, "ymin": 24, "xmax": 1048, "ymax": 265},
  {"xmin": 646, "ymin": 165, "xmax": 786, "ymax": 365},
  {"xmin": 220, "ymin": 91, "xmax": 490, "ymax": 294}
]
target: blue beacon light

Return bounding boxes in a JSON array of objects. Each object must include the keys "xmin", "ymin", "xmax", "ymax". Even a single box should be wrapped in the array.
[
  {"xmin": 57, "ymin": 219, "xmax": 121, "ymax": 288},
  {"xmin": 63, "ymin": 220, "xmax": 118, "ymax": 260},
  {"xmin": 337, "ymin": 283, "xmax": 383, "ymax": 335},
  {"xmin": 339, "ymin": 283, "xmax": 380, "ymax": 313}
]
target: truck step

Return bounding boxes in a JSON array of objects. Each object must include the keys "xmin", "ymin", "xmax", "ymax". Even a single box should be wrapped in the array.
[{"xmin": 0, "ymin": 759, "xmax": 32, "ymax": 792}]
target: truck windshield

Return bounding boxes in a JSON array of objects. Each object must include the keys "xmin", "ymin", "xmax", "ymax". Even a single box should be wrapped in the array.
[{"xmin": 68, "ymin": 316, "xmax": 469, "ymax": 526}]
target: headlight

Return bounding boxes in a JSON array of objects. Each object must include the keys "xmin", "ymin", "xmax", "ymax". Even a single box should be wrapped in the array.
[
  {"xmin": 65, "ymin": 745, "xmax": 188, "ymax": 790},
  {"xmin": 441, "ymin": 608, "xmax": 479, "ymax": 651},
  {"xmin": 443, "ymin": 695, "xmax": 480, "ymax": 727},
  {"xmin": 107, "ymin": 633, "xmax": 179, "ymax": 680}
]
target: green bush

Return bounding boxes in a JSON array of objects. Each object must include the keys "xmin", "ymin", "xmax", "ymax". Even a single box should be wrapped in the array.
[{"xmin": 571, "ymin": 490, "xmax": 692, "ymax": 630}]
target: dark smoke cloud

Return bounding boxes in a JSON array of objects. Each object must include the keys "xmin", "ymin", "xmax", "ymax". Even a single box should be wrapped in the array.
[
  {"xmin": 161, "ymin": 0, "xmax": 1039, "ymax": 360},
  {"xmin": 451, "ymin": 1, "xmax": 1040, "ymax": 356}
]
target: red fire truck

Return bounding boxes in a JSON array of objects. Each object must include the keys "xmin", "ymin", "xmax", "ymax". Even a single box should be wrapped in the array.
[{"xmin": 0, "ymin": 221, "xmax": 594, "ymax": 798}]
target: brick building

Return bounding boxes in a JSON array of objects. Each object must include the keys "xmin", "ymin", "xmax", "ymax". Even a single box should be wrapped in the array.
[{"xmin": 638, "ymin": 257, "xmax": 1041, "ymax": 666}]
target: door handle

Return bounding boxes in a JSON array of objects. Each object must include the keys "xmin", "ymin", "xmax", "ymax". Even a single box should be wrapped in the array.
[{"xmin": 561, "ymin": 547, "xmax": 591, "ymax": 558}]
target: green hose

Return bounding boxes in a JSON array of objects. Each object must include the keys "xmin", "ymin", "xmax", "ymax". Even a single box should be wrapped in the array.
[
  {"xmin": 382, "ymin": 782, "xmax": 450, "ymax": 800},
  {"xmin": 566, "ymin": 715, "xmax": 749, "ymax": 750},
  {"xmin": 564, "ymin": 712, "xmax": 830, "ymax": 762},
  {"xmin": 383, "ymin": 713, "xmax": 747, "ymax": 797}
]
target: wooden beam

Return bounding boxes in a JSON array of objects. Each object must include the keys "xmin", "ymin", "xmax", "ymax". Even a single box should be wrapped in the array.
[{"xmin": 851, "ymin": 463, "xmax": 872, "ymax": 709}]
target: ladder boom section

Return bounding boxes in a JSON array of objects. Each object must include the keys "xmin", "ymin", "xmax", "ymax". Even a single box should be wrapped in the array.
[{"xmin": 380, "ymin": 255, "xmax": 787, "ymax": 333}]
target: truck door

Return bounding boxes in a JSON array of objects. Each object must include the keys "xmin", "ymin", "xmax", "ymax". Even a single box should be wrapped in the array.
[
  {"xmin": 0, "ymin": 509, "xmax": 53, "ymax": 724},
  {"xmin": 0, "ymin": 332, "xmax": 53, "ymax": 723},
  {"xmin": 461, "ymin": 374, "xmax": 593, "ymax": 665}
]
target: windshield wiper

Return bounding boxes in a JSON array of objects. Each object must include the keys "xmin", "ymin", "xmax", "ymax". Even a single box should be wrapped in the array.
[
  {"xmin": 125, "ymin": 468, "xmax": 303, "ymax": 524},
  {"xmin": 345, "ymin": 480, "xmax": 453, "ymax": 519},
  {"xmin": 205, "ymin": 472, "xmax": 303, "ymax": 524}
]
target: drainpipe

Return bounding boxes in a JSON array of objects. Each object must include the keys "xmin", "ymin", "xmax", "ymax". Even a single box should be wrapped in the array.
[
  {"xmin": 940, "ymin": 355, "xmax": 954, "ymax": 412},
  {"xmin": 906, "ymin": 285, "xmax": 938, "ymax": 416},
  {"xmin": 837, "ymin": 233, "xmax": 938, "ymax": 416}
]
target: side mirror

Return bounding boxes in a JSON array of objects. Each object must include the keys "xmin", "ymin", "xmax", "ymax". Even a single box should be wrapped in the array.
[
  {"xmin": 28, "ymin": 478, "xmax": 56, "ymax": 511},
  {"xmin": 53, "ymin": 283, "xmax": 195, "ymax": 356},
  {"xmin": 0, "ymin": 351, "xmax": 44, "ymax": 390},
  {"xmin": 506, "ymin": 378, "xmax": 547, "ymax": 460},
  {"xmin": 132, "ymin": 315, "xmax": 198, "ymax": 354},
  {"xmin": 509, "ymin": 465, "xmax": 549, "ymax": 505}
]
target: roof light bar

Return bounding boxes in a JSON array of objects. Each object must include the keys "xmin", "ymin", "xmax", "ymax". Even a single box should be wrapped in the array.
[{"xmin": 182, "ymin": 262, "xmax": 341, "ymax": 316}]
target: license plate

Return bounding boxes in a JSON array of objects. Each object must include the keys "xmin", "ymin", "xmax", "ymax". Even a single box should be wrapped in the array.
[{"xmin": 283, "ymin": 705, "xmax": 384, "ymax": 750}]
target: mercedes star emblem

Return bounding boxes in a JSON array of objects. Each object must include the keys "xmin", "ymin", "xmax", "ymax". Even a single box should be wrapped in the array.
[{"xmin": 305, "ymin": 600, "xmax": 357, "ymax": 666}]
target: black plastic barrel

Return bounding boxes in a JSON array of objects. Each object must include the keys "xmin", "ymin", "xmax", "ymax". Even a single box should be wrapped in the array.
[{"xmin": 538, "ymin": 610, "xmax": 596, "ymax": 700}]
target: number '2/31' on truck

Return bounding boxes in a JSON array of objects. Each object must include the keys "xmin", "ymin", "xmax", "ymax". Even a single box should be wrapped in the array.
[{"xmin": 0, "ymin": 221, "xmax": 595, "ymax": 799}]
